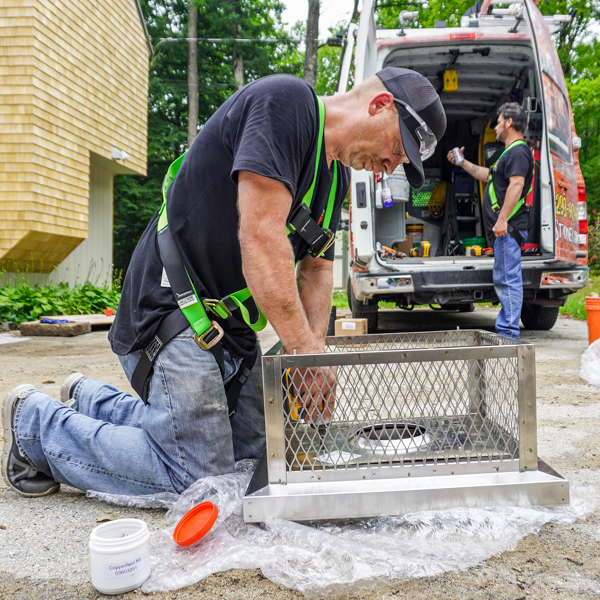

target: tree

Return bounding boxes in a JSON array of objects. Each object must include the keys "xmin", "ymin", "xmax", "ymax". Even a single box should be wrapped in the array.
[
  {"xmin": 187, "ymin": 1, "xmax": 199, "ymax": 146},
  {"xmin": 303, "ymin": 0, "xmax": 319, "ymax": 87},
  {"xmin": 537, "ymin": 0, "xmax": 600, "ymax": 79},
  {"xmin": 113, "ymin": 0, "xmax": 290, "ymax": 273}
]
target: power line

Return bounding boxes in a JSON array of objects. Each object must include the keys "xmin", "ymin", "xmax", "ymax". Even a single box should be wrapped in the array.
[{"xmin": 156, "ymin": 36, "xmax": 305, "ymax": 43}]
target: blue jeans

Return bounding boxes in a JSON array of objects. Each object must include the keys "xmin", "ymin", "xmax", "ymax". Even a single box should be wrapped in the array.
[
  {"xmin": 13, "ymin": 328, "xmax": 265, "ymax": 495},
  {"xmin": 493, "ymin": 230, "xmax": 528, "ymax": 341}
]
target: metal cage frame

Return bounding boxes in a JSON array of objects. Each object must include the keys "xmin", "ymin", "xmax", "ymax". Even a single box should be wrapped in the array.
[{"xmin": 244, "ymin": 331, "xmax": 568, "ymax": 522}]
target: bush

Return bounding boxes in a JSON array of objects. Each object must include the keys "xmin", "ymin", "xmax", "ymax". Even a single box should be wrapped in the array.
[
  {"xmin": 588, "ymin": 209, "xmax": 600, "ymax": 275},
  {"xmin": 0, "ymin": 279, "xmax": 121, "ymax": 326}
]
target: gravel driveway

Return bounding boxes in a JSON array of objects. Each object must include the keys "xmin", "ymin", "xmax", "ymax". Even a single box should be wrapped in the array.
[{"xmin": 0, "ymin": 306, "xmax": 598, "ymax": 599}]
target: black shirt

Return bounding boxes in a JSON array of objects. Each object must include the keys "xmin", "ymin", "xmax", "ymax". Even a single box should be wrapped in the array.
[
  {"xmin": 109, "ymin": 75, "xmax": 349, "ymax": 358},
  {"xmin": 482, "ymin": 141, "xmax": 533, "ymax": 242}
]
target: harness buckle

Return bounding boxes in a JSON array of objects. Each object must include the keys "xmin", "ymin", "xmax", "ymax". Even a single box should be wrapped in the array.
[
  {"xmin": 194, "ymin": 321, "xmax": 224, "ymax": 350},
  {"xmin": 203, "ymin": 299, "xmax": 232, "ymax": 319},
  {"xmin": 309, "ymin": 228, "xmax": 336, "ymax": 257}
]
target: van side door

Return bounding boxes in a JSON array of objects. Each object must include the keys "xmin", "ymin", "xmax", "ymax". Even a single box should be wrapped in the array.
[
  {"xmin": 525, "ymin": 0, "xmax": 579, "ymax": 263},
  {"xmin": 348, "ymin": 0, "xmax": 377, "ymax": 266}
]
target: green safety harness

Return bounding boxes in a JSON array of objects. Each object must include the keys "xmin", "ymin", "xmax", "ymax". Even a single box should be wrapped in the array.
[
  {"xmin": 488, "ymin": 139, "xmax": 533, "ymax": 221},
  {"xmin": 131, "ymin": 96, "xmax": 339, "ymax": 413}
]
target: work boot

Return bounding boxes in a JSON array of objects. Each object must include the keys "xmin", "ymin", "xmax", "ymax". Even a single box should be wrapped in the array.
[
  {"xmin": 1, "ymin": 384, "xmax": 60, "ymax": 497},
  {"xmin": 60, "ymin": 372, "xmax": 85, "ymax": 407}
]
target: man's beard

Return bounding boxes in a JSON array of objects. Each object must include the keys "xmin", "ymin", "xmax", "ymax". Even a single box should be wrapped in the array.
[{"xmin": 496, "ymin": 126, "xmax": 507, "ymax": 142}]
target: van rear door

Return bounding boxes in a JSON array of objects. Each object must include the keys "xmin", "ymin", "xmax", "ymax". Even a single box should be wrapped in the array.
[
  {"xmin": 524, "ymin": 0, "xmax": 579, "ymax": 262},
  {"xmin": 348, "ymin": 0, "xmax": 377, "ymax": 266}
]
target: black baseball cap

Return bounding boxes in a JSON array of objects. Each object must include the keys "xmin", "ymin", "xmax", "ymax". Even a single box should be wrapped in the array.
[{"xmin": 376, "ymin": 67, "xmax": 447, "ymax": 188}]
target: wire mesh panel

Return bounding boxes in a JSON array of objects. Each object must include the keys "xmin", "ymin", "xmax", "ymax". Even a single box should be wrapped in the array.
[{"xmin": 263, "ymin": 331, "xmax": 530, "ymax": 485}]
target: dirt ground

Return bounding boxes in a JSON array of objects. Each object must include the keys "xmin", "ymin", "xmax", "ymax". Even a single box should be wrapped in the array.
[{"xmin": 0, "ymin": 306, "xmax": 599, "ymax": 599}]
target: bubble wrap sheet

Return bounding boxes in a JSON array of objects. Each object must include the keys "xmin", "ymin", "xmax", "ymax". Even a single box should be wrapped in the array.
[
  {"xmin": 88, "ymin": 461, "xmax": 596, "ymax": 596},
  {"xmin": 580, "ymin": 338, "xmax": 600, "ymax": 386}
]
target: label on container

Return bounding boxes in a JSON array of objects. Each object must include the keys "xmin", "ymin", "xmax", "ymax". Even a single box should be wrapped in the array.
[
  {"xmin": 341, "ymin": 321, "xmax": 356, "ymax": 330},
  {"xmin": 105, "ymin": 555, "xmax": 145, "ymax": 579}
]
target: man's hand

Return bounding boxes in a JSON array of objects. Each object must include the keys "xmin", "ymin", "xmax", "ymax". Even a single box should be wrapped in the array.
[
  {"xmin": 446, "ymin": 146, "xmax": 465, "ymax": 165},
  {"xmin": 447, "ymin": 147, "xmax": 490, "ymax": 182},
  {"xmin": 291, "ymin": 365, "xmax": 337, "ymax": 424},
  {"xmin": 493, "ymin": 217, "xmax": 508, "ymax": 238}
]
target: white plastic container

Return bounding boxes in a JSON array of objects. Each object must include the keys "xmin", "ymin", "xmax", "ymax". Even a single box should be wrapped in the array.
[
  {"xmin": 89, "ymin": 518, "xmax": 151, "ymax": 595},
  {"xmin": 387, "ymin": 164, "xmax": 410, "ymax": 203}
]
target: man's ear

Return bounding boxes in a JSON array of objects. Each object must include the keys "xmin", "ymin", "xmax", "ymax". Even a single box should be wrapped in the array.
[
  {"xmin": 506, "ymin": 117, "xmax": 514, "ymax": 130},
  {"xmin": 368, "ymin": 92, "xmax": 394, "ymax": 116}
]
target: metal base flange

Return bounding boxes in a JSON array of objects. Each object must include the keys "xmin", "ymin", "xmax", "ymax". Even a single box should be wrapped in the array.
[{"xmin": 243, "ymin": 459, "xmax": 568, "ymax": 523}]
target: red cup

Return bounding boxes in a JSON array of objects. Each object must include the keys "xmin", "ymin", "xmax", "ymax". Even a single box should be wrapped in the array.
[{"xmin": 104, "ymin": 309, "xmax": 114, "ymax": 317}]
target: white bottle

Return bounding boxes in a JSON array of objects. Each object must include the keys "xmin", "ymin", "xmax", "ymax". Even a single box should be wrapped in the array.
[
  {"xmin": 89, "ymin": 518, "xmax": 151, "ymax": 595},
  {"xmin": 375, "ymin": 179, "xmax": 383, "ymax": 209},
  {"xmin": 387, "ymin": 165, "xmax": 410, "ymax": 203},
  {"xmin": 381, "ymin": 174, "xmax": 394, "ymax": 208}
]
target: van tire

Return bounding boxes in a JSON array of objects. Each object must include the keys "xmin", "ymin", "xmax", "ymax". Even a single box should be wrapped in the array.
[
  {"xmin": 441, "ymin": 303, "xmax": 475, "ymax": 313},
  {"xmin": 458, "ymin": 303, "xmax": 475, "ymax": 313},
  {"xmin": 347, "ymin": 277, "xmax": 379, "ymax": 333},
  {"xmin": 520, "ymin": 304, "xmax": 559, "ymax": 330}
]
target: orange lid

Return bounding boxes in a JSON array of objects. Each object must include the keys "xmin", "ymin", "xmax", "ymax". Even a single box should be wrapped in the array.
[{"xmin": 173, "ymin": 502, "xmax": 218, "ymax": 547}]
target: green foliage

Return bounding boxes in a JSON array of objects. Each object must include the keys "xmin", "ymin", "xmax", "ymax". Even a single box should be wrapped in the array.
[
  {"xmin": 537, "ymin": 0, "xmax": 600, "ymax": 79},
  {"xmin": 559, "ymin": 278, "xmax": 600, "ymax": 320},
  {"xmin": 0, "ymin": 279, "xmax": 121, "ymax": 326},
  {"xmin": 376, "ymin": 0, "xmax": 473, "ymax": 29},
  {"xmin": 114, "ymin": 0, "xmax": 292, "ymax": 272},
  {"xmin": 587, "ymin": 211, "xmax": 600, "ymax": 274},
  {"xmin": 568, "ymin": 74, "xmax": 600, "ymax": 212}
]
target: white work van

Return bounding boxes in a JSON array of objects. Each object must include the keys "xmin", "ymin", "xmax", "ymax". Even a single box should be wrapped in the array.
[{"xmin": 341, "ymin": 0, "xmax": 589, "ymax": 332}]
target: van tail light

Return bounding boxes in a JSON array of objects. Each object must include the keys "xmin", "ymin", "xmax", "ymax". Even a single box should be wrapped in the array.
[
  {"xmin": 450, "ymin": 32, "xmax": 476, "ymax": 39},
  {"xmin": 578, "ymin": 187, "xmax": 588, "ymax": 234}
]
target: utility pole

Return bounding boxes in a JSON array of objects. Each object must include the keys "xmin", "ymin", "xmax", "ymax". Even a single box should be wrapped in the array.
[
  {"xmin": 230, "ymin": 0, "xmax": 244, "ymax": 89},
  {"xmin": 303, "ymin": 0, "xmax": 319, "ymax": 88},
  {"xmin": 187, "ymin": 1, "xmax": 199, "ymax": 147}
]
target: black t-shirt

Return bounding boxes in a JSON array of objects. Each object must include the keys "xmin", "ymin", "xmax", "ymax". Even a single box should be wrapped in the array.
[
  {"xmin": 109, "ymin": 75, "xmax": 349, "ymax": 358},
  {"xmin": 482, "ymin": 141, "xmax": 533, "ymax": 241}
]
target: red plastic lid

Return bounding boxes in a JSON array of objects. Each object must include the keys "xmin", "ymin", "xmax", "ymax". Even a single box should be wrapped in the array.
[{"xmin": 173, "ymin": 501, "xmax": 218, "ymax": 547}]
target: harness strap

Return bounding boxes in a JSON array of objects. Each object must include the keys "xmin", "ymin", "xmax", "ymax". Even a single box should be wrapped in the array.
[
  {"xmin": 130, "ymin": 309, "xmax": 191, "ymax": 402},
  {"xmin": 130, "ymin": 307, "xmax": 256, "ymax": 416},
  {"xmin": 488, "ymin": 139, "xmax": 532, "ymax": 219},
  {"xmin": 285, "ymin": 97, "xmax": 339, "ymax": 257},
  {"xmin": 225, "ymin": 350, "xmax": 258, "ymax": 418}
]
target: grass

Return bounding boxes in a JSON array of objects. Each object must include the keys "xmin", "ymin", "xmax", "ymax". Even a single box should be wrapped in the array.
[
  {"xmin": 332, "ymin": 292, "xmax": 397, "ymax": 309},
  {"xmin": 559, "ymin": 277, "xmax": 600, "ymax": 320}
]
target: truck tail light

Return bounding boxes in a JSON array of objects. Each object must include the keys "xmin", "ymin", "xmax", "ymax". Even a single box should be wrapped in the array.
[{"xmin": 578, "ymin": 187, "xmax": 588, "ymax": 234}]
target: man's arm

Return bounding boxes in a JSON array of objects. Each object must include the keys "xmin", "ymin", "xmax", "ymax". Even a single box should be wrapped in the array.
[
  {"xmin": 297, "ymin": 255, "xmax": 334, "ymax": 343},
  {"xmin": 237, "ymin": 170, "xmax": 336, "ymax": 422},
  {"xmin": 446, "ymin": 147, "xmax": 489, "ymax": 182},
  {"xmin": 237, "ymin": 171, "xmax": 321, "ymax": 354},
  {"xmin": 492, "ymin": 175, "xmax": 525, "ymax": 237}
]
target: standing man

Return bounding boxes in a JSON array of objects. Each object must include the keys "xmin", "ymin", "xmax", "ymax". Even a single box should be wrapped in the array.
[
  {"xmin": 3, "ymin": 68, "xmax": 446, "ymax": 498},
  {"xmin": 448, "ymin": 102, "xmax": 533, "ymax": 340}
]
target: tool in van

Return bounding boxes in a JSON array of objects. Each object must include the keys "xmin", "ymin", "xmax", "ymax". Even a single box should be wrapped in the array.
[
  {"xmin": 465, "ymin": 245, "xmax": 482, "ymax": 257},
  {"xmin": 418, "ymin": 241, "xmax": 430, "ymax": 257}
]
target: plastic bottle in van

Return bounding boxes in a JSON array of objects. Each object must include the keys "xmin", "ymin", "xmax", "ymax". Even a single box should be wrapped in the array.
[{"xmin": 387, "ymin": 165, "xmax": 410, "ymax": 203}]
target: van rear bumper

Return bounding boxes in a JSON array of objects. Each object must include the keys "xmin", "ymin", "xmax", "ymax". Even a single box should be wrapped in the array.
[{"xmin": 353, "ymin": 265, "xmax": 589, "ymax": 304}]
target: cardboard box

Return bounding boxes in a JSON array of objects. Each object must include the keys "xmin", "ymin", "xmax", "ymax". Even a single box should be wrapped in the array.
[
  {"xmin": 395, "ymin": 234, "xmax": 414, "ymax": 256},
  {"xmin": 334, "ymin": 318, "xmax": 368, "ymax": 336}
]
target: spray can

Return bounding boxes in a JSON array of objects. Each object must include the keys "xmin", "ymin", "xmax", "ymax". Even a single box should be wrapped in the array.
[
  {"xmin": 381, "ymin": 174, "xmax": 394, "ymax": 208},
  {"xmin": 452, "ymin": 147, "xmax": 465, "ymax": 165}
]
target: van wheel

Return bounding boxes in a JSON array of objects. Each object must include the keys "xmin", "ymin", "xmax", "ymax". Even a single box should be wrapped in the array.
[
  {"xmin": 521, "ymin": 304, "xmax": 559, "ymax": 330},
  {"xmin": 347, "ymin": 277, "xmax": 378, "ymax": 333},
  {"xmin": 458, "ymin": 303, "xmax": 475, "ymax": 313}
]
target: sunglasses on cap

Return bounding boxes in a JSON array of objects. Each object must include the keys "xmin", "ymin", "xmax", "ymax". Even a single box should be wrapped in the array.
[{"xmin": 393, "ymin": 98, "xmax": 438, "ymax": 161}]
